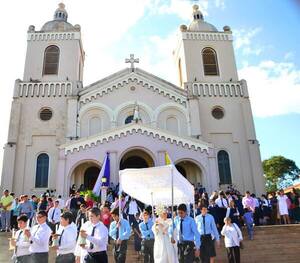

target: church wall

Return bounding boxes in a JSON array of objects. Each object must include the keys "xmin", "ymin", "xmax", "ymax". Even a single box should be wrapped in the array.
[
  {"xmin": 7, "ymin": 96, "xmax": 68, "ymax": 195},
  {"xmin": 195, "ymin": 96, "xmax": 264, "ymax": 194}
]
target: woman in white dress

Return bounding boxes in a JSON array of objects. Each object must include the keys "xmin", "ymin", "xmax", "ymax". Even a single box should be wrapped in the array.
[
  {"xmin": 152, "ymin": 209, "xmax": 178, "ymax": 263},
  {"xmin": 277, "ymin": 189, "xmax": 290, "ymax": 224}
]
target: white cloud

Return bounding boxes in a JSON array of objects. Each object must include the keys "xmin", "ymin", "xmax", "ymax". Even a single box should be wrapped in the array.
[
  {"xmin": 284, "ymin": 52, "xmax": 294, "ymax": 60},
  {"xmin": 239, "ymin": 60, "xmax": 300, "ymax": 117},
  {"xmin": 234, "ymin": 27, "xmax": 262, "ymax": 49}
]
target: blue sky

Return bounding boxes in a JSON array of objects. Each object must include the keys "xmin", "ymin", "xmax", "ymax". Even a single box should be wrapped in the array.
[{"xmin": 0, "ymin": 0, "xmax": 299, "ymax": 170}]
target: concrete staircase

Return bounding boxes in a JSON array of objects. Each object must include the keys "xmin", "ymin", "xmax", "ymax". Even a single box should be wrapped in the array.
[
  {"xmin": 108, "ymin": 224, "xmax": 300, "ymax": 263},
  {"xmin": 0, "ymin": 224, "xmax": 299, "ymax": 263}
]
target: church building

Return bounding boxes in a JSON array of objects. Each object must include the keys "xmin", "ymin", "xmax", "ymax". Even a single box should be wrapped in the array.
[{"xmin": 1, "ymin": 3, "xmax": 265, "ymax": 197}]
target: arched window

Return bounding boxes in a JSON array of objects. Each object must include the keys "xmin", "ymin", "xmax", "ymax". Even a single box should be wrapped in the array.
[
  {"xmin": 218, "ymin": 150, "xmax": 232, "ymax": 184},
  {"xmin": 35, "ymin": 153, "xmax": 49, "ymax": 188},
  {"xmin": 125, "ymin": 115, "xmax": 134, "ymax": 124},
  {"xmin": 43, "ymin": 45, "xmax": 60, "ymax": 75},
  {"xmin": 202, "ymin": 48, "xmax": 219, "ymax": 76}
]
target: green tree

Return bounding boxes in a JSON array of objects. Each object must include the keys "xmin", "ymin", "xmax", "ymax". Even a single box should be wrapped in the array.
[{"xmin": 263, "ymin": 156, "xmax": 299, "ymax": 192}]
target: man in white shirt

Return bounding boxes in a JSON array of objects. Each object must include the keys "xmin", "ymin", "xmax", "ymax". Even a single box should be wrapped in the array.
[
  {"xmin": 24, "ymin": 210, "xmax": 52, "ymax": 263},
  {"xmin": 57, "ymin": 195, "xmax": 65, "ymax": 210},
  {"xmin": 215, "ymin": 191, "xmax": 228, "ymax": 230},
  {"xmin": 48, "ymin": 200, "xmax": 61, "ymax": 233},
  {"xmin": 78, "ymin": 207, "xmax": 108, "ymax": 263},
  {"xmin": 53, "ymin": 211, "xmax": 77, "ymax": 263},
  {"xmin": 11, "ymin": 214, "xmax": 31, "ymax": 263}
]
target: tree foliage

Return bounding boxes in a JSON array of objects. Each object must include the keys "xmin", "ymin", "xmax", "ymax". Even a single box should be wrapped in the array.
[{"xmin": 263, "ymin": 156, "xmax": 299, "ymax": 192}]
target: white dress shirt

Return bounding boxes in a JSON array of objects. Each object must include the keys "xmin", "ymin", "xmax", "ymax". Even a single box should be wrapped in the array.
[
  {"xmin": 29, "ymin": 222, "xmax": 52, "ymax": 253},
  {"xmin": 221, "ymin": 223, "xmax": 243, "ymax": 248},
  {"xmin": 57, "ymin": 198, "xmax": 65, "ymax": 210},
  {"xmin": 48, "ymin": 207, "xmax": 61, "ymax": 224},
  {"xmin": 128, "ymin": 200, "xmax": 139, "ymax": 215},
  {"xmin": 85, "ymin": 221, "xmax": 108, "ymax": 253},
  {"xmin": 215, "ymin": 197, "xmax": 228, "ymax": 208},
  {"xmin": 56, "ymin": 222, "xmax": 77, "ymax": 255},
  {"xmin": 15, "ymin": 229, "xmax": 31, "ymax": 257}
]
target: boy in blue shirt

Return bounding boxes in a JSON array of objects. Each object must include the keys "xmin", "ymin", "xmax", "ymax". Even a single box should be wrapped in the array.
[
  {"xmin": 243, "ymin": 207, "xmax": 254, "ymax": 240},
  {"xmin": 139, "ymin": 210, "xmax": 154, "ymax": 263}
]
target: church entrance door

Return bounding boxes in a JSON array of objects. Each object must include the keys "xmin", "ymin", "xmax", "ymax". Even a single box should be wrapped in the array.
[
  {"xmin": 175, "ymin": 160, "xmax": 202, "ymax": 186},
  {"xmin": 120, "ymin": 149, "xmax": 154, "ymax": 170},
  {"xmin": 84, "ymin": 166, "xmax": 100, "ymax": 190}
]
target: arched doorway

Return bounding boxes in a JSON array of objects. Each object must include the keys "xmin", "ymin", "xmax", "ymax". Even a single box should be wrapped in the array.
[
  {"xmin": 120, "ymin": 149, "xmax": 154, "ymax": 170},
  {"xmin": 70, "ymin": 161, "xmax": 101, "ymax": 191},
  {"xmin": 175, "ymin": 160, "xmax": 202, "ymax": 186},
  {"xmin": 84, "ymin": 166, "xmax": 100, "ymax": 190}
]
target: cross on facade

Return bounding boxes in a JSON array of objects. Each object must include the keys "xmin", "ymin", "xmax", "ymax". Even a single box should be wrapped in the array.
[{"xmin": 125, "ymin": 54, "xmax": 139, "ymax": 69}]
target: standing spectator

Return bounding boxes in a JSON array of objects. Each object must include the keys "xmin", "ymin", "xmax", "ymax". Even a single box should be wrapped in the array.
[
  {"xmin": 75, "ymin": 204, "xmax": 87, "ymax": 231},
  {"xmin": 226, "ymin": 200, "xmax": 240, "ymax": 227},
  {"xmin": 48, "ymin": 200, "xmax": 61, "ymax": 233},
  {"xmin": 37, "ymin": 195, "xmax": 48, "ymax": 212},
  {"xmin": 242, "ymin": 191, "xmax": 255, "ymax": 211},
  {"xmin": 84, "ymin": 195, "xmax": 93, "ymax": 209},
  {"xmin": 269, "ymin": 192, "xmax": 279, "ymax": 225},
  {"xmin": 127, "ymin": 197, "xmax": 140, "ymax": 226},
  {"xmin": 277, "ymin": 189, "xmax": 290, "ymax": 224},
  {"xmin": 56, "ymin": 195, "xmax": 65, "ymax": 210},
  {"xmin": 290, "ymin": 189, "xmax": 300, "ymax": 223},
  {"xmin": 221, "ymin": 217, "xmax": 243, "ymax": 263},
  {"xmin": 260, "ymin": 195, "xmax": 271, "ymax": 225},
  {"xmin": 243, "ymin": 207, "xmax": 254, "ymax": 240},
  {"xmin": 215, "ymin": 191, "xmax": 228, "ymax": 230},
  {"xmin": 11, "ymin": 197, "xmax": 20, "ymax": 230},
  {"xmin": 101, "ymin": 205, "xmax": 111, "ymax": 229},
  {"xmin": 1, "ymin": 189, "xmax": 14, "ymax": 232},
  {"xmin": 19, "ymin": 195, "xmax": 34, "ymax": 221},
  {"xmin": 251, "ymin": 194, "xmax": 260, "ymax": 226}
]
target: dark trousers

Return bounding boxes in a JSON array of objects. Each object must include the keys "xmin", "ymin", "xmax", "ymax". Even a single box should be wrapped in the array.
[
  {"xmin": 15, "ymin": 255, "xmax": 31, "ymax": 263},
  {"xmin": 142, "ymin": 239, "xmax": 154, "ymax": 263},
  {"xmin": 178, "ymin": 241, "xmax": 195, "ymax": 263},
  {"xmin": 83, "ymin": 251, "xmax": 108, "ymax": 263},
  {"xmin": 55, "ymin": 253, "xmax": 75, "ymax": 263},
  {"xmin": 31, "ymin": 252, "xmax": 49, "ymax": 263},
  {"xmin": 200, "ymin": 235, "xmax": 216, "ymax": 263},
  {"xmin": 226, "ymin": 246, "xmax": 240, "ymax": 263},
  {"xmin": 113, "ymin": 240, "xmax": 128, "ymax": 263}
]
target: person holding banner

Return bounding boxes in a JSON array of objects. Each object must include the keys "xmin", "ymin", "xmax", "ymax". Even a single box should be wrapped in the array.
[
  {"xmin": 109, "ymin": 208, "xmax": 131, "ymax": 263},
  {"xmin": 170, "ymin": 204, "xmax": 200, "ymax": 263}
]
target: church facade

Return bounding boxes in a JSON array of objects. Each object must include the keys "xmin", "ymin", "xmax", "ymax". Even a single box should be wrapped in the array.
[{"xmin": 0, "ymin": 4, "xmax": 265, "ymax": 197}]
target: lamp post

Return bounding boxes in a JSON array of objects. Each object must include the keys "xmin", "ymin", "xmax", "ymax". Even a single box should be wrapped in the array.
[{"xmin": 101, "ymin": 177, "xmax": 108, "ymax": 205}]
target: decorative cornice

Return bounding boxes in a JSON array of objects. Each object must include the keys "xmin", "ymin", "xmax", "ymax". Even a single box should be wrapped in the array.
[
  {"xmin": 181, "ymin": 31, "xmax": 233, "ymax": 41},
  {"xmin": 27, "ymin": 31, "xmax": 81, "ymax": 41},
  {"xmin": 79, "ymin": 70, "xmax": 187, "ymax": 106},
  {"xmin": 61, "ymin": 123, "xmax": 212, "ymax": 155}
]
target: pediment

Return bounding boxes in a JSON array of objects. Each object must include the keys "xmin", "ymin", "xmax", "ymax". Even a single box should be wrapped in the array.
[
  {"xmin": 79, "ymin": 68, "xmax": 187, "ymax": 106},
  {"xmin": 61, "ymin": 123, "xmax": 212, "ymax": 155}
]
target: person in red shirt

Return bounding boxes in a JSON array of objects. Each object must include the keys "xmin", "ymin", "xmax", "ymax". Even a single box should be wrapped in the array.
[
  {"xmin": 101, "ymin": 205, "xmax": 111, "ymax": 229},
  {"xmin": 84, "ymin": 195, "xmax": 94, "ymax": 209}
]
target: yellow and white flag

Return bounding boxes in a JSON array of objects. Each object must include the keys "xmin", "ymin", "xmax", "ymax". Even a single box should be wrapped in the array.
[{"xmin": 165, "ymin": 152, "xmax": 173, "ymax": 165}]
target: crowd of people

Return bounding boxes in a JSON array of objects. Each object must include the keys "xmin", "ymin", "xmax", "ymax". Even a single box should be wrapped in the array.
[{"xmin": 0, "ymin": 183, "xmax": 299, "ymax": 263}]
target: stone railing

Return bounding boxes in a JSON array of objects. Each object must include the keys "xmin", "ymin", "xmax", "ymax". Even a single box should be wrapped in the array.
[
  {"xmin": 187, "ymin": 81, "xmax": 248, "ymax": 98},
  {"xmin": 17, "ymin": 81, "xmax": 74, "ymax": 97}
]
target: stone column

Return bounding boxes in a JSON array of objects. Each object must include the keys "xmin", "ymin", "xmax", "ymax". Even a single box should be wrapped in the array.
[{"xmin": 56, "ymin": 150, "xmax": 66, "ymax": 197}]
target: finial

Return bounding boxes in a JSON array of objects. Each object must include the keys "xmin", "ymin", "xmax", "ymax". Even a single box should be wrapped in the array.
[
  {"xmin": 125, "ymin": 54, "xmax": 139, "ymax": 70},
  {"xmin": 193, "ymin": 4, "xmax": 199, "ymax": 11},
  {"xmin": 58, "ymin": 3, "xmax": 65, "ymax": 10}
]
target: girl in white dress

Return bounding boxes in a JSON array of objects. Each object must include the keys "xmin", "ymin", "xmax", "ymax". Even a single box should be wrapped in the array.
[
  {"xmin": 277, "ymin": 189, "xmax": 290, "ymax": 224},
  {"xmin": 152, "ymin": 209, "xmax": 178, "ymax": 263}
]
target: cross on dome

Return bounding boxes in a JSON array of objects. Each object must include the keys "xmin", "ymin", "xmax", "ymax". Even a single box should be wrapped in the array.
[{"xmin": 125, "ymin": 54, "xmax": 139, "ymax": 69}]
